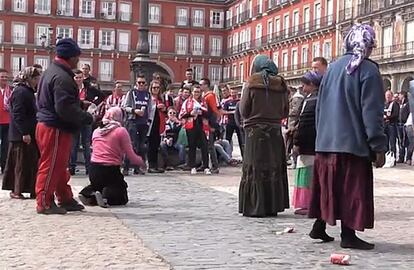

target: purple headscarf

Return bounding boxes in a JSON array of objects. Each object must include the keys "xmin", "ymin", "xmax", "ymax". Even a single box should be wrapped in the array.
[
  {"xmin": 302, "ymin": 71, "xmax": 323, "ymax": 87},
  {"xmin": 344, "ymin": 24, "xmax": 376, "ymax": 75}
]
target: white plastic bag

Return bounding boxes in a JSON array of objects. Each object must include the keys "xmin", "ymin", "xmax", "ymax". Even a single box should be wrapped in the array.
[{"xmin": 383, "ymin": 151, "xmax": 395, "ymax": 168}]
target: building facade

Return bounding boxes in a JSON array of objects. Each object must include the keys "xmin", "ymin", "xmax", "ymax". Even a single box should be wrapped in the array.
[
  {"xmin": 337, "ymin": 0, "xmax": 414, "ymax": 93},
  {"xmin": 1, "ymin": 0, "xmax": 413, "ymax": 91},
  {"xmin": 0, "ymin": 0, "xmax": 227, "ymax": 90}
]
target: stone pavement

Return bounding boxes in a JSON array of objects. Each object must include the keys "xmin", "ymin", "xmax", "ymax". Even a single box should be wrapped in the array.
[{"xmin": 1, "ymin": 165, "xmax": 413, "ymax": 269}]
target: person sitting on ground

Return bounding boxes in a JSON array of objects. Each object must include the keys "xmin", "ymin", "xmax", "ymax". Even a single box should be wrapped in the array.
[
  {"xmin": 78, "ymin": 107, "xmax": 145, "ymax": 207},
  {"xmin": 213, "ymin": 129, "xmax": 238, "ymax": 166},
  {"xmin": 160, "ymin": 107, "xmax": 186, "ymax": 170}
]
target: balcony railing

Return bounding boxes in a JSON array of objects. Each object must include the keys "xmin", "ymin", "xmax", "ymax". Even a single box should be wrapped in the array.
[
  {"xmin": 371, "ymin": 41, "xmax": 414, "ymax": 61},
  {"xmin": 338, "ymin": 8, "xmax": 354, "ymax": 22},
  {"xmin": 222, "ymin": 76, "xmax": 242, "ymax": 84},
  {"xmin": 226, "ymin": 15, "xmax": 335, "ymax": 56},
  {"xmin": 278, "ymin": 62, "xmax": 312, "ymax": 76},
  {"xmin": 357, "ymin": 0, "xmax": 411, "ymax": 17}
]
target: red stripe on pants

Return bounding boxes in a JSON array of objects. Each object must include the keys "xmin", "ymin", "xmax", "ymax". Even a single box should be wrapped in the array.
[{"xmin": 35, "ymin": 123, "xmax": 73, "ymax": 210}]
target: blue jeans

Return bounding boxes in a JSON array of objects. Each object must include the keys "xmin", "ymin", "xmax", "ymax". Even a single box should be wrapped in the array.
[
  {"xmin": 385, "ymin": 123, "xmax": 398, "ymax": 155},
  {"xmin": 124, "ymin": 121, "xmax": 148, "ymax": 170},
  {"xmin": 70, "ymin": 124, "xmax": 92, "ymax": 171},
  {"xmin": 215, "ymin": 139, "xmax": 232, "ymax": 163},
  {"xmin": 406, "ymin": 125, "xmax": 414, "ymax": 161},
  {"xmin": 160, "ymin": 142, "xmax": 186, "ymax": 165},
  {"xmin": 397, "ymin": 123, "xmax": 408, "ymax": 161}
]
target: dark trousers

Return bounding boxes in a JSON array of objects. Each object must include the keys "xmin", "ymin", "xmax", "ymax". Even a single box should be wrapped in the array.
[
  {"xmin": 208, "ymin": 131, "xmax": 219, "ymax": 169},
  {"xmin": 186, "ymin": 127, "xmax": 208, "ymax": 168},
  {"xmin": 0, "ymin": 123, "xmax": 9, "ymax": 172},
  {"xmin": 225, "ymin": 124, "xmax": 244, "ymax": 158},
  {"xmin": 148, "ymin": 129, "xmax": 161, "ymax": 169},
  {"xmin": 406, "ymin": 125, "xmax": 414, "ymax": 161},
  {"xmin": 124, "ymin": 121, "xmax": 148, "ymax": 170},
  {"xmin": 80, "ymin": 163, "xmax": 128, "ymax": 206},
  {"xmin": 385, "ymin": 123, "xmax": 398, "ymax": 155},
  {"xmin": 70, "ymin": 124, "xmax": 92, "ymax": 171},
  {"xmin": 397, "ymin": 123, "xmax": 408, "ymax": 161}
]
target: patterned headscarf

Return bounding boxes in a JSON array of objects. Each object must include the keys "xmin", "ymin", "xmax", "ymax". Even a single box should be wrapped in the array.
[
  {"xmin": 344, "ymin": 24, "xmax": 376, "ymax": 75},
  {"xmin": 251, "ymin": 55, "xmax": 279, "ymax": 97},
  {"xmin": 13, "ymin": 66, "xmax": 41, "ymax": 88},
  {"xmin": 301, "ymin": 71, "xmax": 323, "ymax": 87},
  {"xmin": 98, "ymin": 107, "xmax": 124, "ymax": 136}
]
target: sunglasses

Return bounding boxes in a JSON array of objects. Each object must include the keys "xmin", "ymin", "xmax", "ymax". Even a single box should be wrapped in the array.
[
  {"xmin": 137, "ymin": 81, "xmax": 146, "ymax": 85},
  {"xmin": 169, "ymin": 112, "xmax": 176, "ymax": 115},
  {"xmin": 152, "ymin": 86, "xmax": 160, "ymax": 89}
]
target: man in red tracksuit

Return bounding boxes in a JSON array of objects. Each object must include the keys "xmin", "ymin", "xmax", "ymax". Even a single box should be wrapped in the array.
[{"xmin": 36, "ymin": 38, "xmax": 93, "ymax": 214}]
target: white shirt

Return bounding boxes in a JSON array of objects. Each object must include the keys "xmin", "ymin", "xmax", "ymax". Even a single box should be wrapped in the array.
[{"xmin": 405, "ymin": 113, "xmax": 412, "ymax": 126}]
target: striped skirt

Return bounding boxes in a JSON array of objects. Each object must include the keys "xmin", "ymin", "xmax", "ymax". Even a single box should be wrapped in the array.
[{"xmin": 292, "ymin": 155, "xmax": 314, "ymax": 209}]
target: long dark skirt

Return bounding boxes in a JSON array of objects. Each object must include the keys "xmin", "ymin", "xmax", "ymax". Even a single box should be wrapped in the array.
[
  {"xmin": 239, "ymin": 124, "xmax": 289, "ymax": 217},
  {"xmin": 2, "ymin": 141, "xmax": 39, "ymax": 195},
  {"xmin": 308, "ymin": 153, "xmax": 374, "ymax": 231},
  {"xmin": 79, "ymin": 163, "xmax": 128, "ymax": 206}
]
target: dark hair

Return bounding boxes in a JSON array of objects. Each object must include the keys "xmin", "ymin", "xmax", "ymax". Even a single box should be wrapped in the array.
[
  {"xmin": 0, "ymin": 68, "xmax": 8, "ymax": 73},
  {"xmin": 182, "ymin": 85, "xmax": 192, "ymax": 91},
  {"xmin": 167, "ymin": 84, "xmax": 174, "ymax": 91},
  {"xmin": 200, "ymin": 78, "xmax": 210, "ymax": 87},
  {"xmin": 185, "ymin": 68, "xmax": 193, "ymax": 73},
  {"xmin": 167, "ymin": 106, "xmax": 176, "ymax": 112},
  {"xmin": 191, "ymin": 84, "xmax": 201, "ymax": 91},
  {"xmin": 32, "ymin": 64, "xmax": 43, "ymax": 69},
  {"xmin": 400, "ymin": 91, "xmax": 408, "ymax": 99},
  {"xmin": 81, "ymin": 63, "xmax": 91, "ymax": 69},
  {"xmin": 312, "ymin": 57, "xmax": 328, "ymax": 66},
  {"xmin": 74, "ymin": 69, "xmax": 83, "ymax": 75}
]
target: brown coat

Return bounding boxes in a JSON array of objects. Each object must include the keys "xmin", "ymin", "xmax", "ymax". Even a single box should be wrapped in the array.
[{"xmin": 240, "ymin": 73, "xmax": 289, "ymax": 127}]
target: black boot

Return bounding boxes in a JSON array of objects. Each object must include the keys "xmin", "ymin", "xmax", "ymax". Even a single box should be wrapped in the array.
[
  {"xmin": 309, "ymin": 219, "xmax": 335, "ymax": 242},
  {"xmin": 340, "ymin": 223, "xmax": 375, "ymax": 250}
]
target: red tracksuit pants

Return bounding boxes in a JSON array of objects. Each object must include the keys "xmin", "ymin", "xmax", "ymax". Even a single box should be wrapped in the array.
[{"xmin": 35, "ymin": 123, "xmax": 73, "ymax": 211}]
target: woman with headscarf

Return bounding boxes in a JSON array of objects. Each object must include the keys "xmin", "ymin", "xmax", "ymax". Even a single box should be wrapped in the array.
[
  {"xmin": 2, "ymin": 67, "xmax": 41, "ymax": 199},
  {"xmin": 291, "ymin": 71, "xmax": 322, "ymax": 216},
  {"xmin": 78, "ymin": 107, "xmax": 145, "ymax": 207},
  {"xmin": 308, "ymin": 24, "xmax": 387, "ymax": 250},
  {"xmin": 238, "ymin": 55, "xmax": 289, "ymax": 217}
]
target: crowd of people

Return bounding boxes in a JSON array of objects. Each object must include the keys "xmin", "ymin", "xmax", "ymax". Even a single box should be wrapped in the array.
[{"xmin": 0, "ymin": 23, "xmax": 413, "ymax": 251}]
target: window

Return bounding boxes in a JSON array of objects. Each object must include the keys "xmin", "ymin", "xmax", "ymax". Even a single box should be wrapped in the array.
[
  {"xmin": 99, "ymin": 60, "xmax": 113, "ymax": 81},
  {"xmin": 0, "ymin": 54, "xmax": 3, "ymax": 68},
  {"xmin": 314, "ymin": 3, "xmax": 321, "ymax": 29},
  {"xmin": 383, "ymin": 26, "xmax": 393, "ymax": 57},
  {"xmin": 284, "ymin": 14, "xmax": 289, "ymax": 38},
  {"xmin": 99, "ymin": 29, "xmax": 115, "ymax": 50},
  {"xmin": 149, "ymin": 32, "xmax": 160, "ymax": 53},
  {"xmin": 36, "ymin": 25, "xmax": 50, "ymax": 46},
  {"xmin": 11, "ymin": 55, "xmax": 26, "ymax": 76},
  {"xmin": 57, "ymin": 26, "xmax": 73, "ymax": 40},
  {"xmin": 118, "ymin": 31, "xmax": 130, "ymax": 52},
  {"xmin": 293, "ymin": 11, "xmax": 300, "ymax": 34},
  {"xmin": 210, "ymin": 11, "xmax": 224, "ymax": 28},
  {"xmin": 226, "ymin": 10, "xmax": 232, "ymax": 27},
  {"xmin": 323, "ymin": 41, "xmax": 332, "ymax": 60},
  {"xmin": 223, "ymin": 66, "xmax": 230, "ymax": 80},
  {"xmin": 255, "ymin": 24, "xmax": 262, "ymax": 46},
  {"xmin": 232, "ymin": 64, "xmax": 237, "ymax": 79},
  {"xmin": 192, "ymin": 35, "xmax": 204, "ymax": 55},
  {"xmin": 57, "ymin": 0, "xmax": 73, "ymax": 16},
  {"xmin": 35, "ymin": 0, "xmax": 51, "ymax": 14},
  {"xmin": 210, "ymin": 37, "xmax": 222, "ymax": 57},
  {"xmin": 282, "ymin": 52, "xmax": 288, "ymax": 69},
  {"xmin": 78, "ymin": 28, "xmax": 95, "ymax": 49},
  {"xmin": 13, "ymin": 0, "xmax": 26, "ymax": 12},
  {"xmin": 275, "ymin": 18, "xmax": 281, "ymax": 37},
  {"xmin": 12, "ymin": 23, "xmax": 26, "ymax": 45},
  {"xmin": 312, "ymin": 42, "xmax": 320, "ymax": 58},
  {"xmin": 149, "ymin": 4, "xmax": 161, "ymax": 24},
  {"xmin": 209, "ymin": 65, "xmax": 221, "ymax": 85},
  {"xmin": 80, "ymin": 0, "xmax": 95, "ymax": 18},
  {"xmin": 267, "ymin": 20, "xmax": 273, "ymax": 40},
  {"xmin": 327, "ymin": 0, "xmax": 334, "ymax": 25},
  {"xmin": 406, "ymin": 21, "xmax": 414, "ymax": 55},
  {"xmin": 239, "ymin": 62, "xmax": 244, "ymax": 82},
  {"xmin": 292, "ymin": 49, "xmax": 298, "ymax": 70},
  {"xmin": 119, "ymin": 3, "xmax": 131, "ymax": 21},
  {"xmin": 0, "ymin": 0, "xmax": 3, "ymax": 11},
  {"xmin": 101, "ymin": 1, "xmax": 116, "ymax": 19},
  {"xmin": 0, "ymin": 22, "xmax": 3, "ymax": 43},
  {"xmin": 273, "ymin": 52, "xmax": 279, "ymax": 67},
  {"xmin": 34, "ymin": 56, "xmax": 49, "ymax": 71},
  {"xmin": 191, "ymin": 64, "xmax": 204, "ymax": 81},
  {"xmin": 177, "ymin": 8, "xmax": 188, "ymax": 26},
  {"xmin": 258, "ymin": 0, "xmax": 263, "ymax": 14},
  {"xmin": 193, "ymin": 9, "xmax": 204, "ymax": 27},
  {"xmin": 302, "ymin": 46, "xmax": 308, "ymax": 64},
  {"xmin": 304, "ymin": 7, "xmax": 310, "ymax": 31},
  {"xmin": 175, "ymin": 34, "xmax": 188, "ymax": 55}
]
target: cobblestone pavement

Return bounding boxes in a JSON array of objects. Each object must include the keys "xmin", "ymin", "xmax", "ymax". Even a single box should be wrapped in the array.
[
  {"xmin": 0, "ymin": 183, "xmax": 171, "ymax": 270},
  {"xmin": 1, "ymin": 164, "xmax": 413, "ymax": 269}
]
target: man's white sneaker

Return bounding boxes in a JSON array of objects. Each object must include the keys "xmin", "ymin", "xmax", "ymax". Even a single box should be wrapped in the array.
[
  {"xmin": 204, "ymin": 168, "xmax": 212, "ymax": 175},
  {"xmin": 190, "ymin": 168, "xmax": 197, "ymax": 175}
]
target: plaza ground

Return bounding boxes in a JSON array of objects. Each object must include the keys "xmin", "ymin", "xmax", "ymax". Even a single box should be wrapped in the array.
[{"xmin": 1, "ymin": 164, "xmax": 413, "ymax": 269}]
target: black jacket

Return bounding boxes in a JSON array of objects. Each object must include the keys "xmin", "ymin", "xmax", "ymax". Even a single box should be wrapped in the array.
[
  {"xmin": 384, "ymin": 101, "xmax": 400, "ymax": 124},
  {"xmin": 37, "ymin": 61, "xmax": 93, "ymax": 133},
  {"xmin": 399, "ymin": 101, "xmax": 410, "ymax": 124},
  {"xmin": 85, "ymin": 85, "xmax": 105, "ymax": 105},
  {"xmin": 8, "ymin": 84, "xmax": 37, "ymax": 142},
  {"xmin": 293, "ymin": 93, "xmax": 318, "ymax": 155}
]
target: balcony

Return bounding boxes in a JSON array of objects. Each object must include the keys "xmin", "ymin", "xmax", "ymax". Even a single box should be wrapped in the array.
[
  {"xmin": 222, "ymin": 76, "xmax": 242, "ymax": 84},
  {"xmin": 338, "ymin": 8, "xmax": 354, "ymax": 22},
  {"xmin": 357, "ymin": 0, "xmax": 411, "ymax": 17},
  {"xmin": 227, "ymin": 10, "xmax": 251, "ymax": 29},
  {"xmin": 278, "ymin": 62, "xmax": 312, "ymax": 77},
  {"xmin": 226, "ymin": 15, "xmax": 336, "ymax": 56},
  {"xmin": 371, "ymin": 41, "xmax": 414, "ymax": 61},
  {"xmin": 252, "ymin": 5, "xmax": 264, "ymax": 18}
]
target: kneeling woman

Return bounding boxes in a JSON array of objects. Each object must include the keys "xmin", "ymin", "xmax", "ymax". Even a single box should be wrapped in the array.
[{"xmin": 79, "ymin": 107, "xmax": 144, "ymax": 207}]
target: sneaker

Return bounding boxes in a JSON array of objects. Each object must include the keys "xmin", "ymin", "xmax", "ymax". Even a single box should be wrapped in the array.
[
  {"xmin": 59, "ymin": 198, "xmax": 85, "ymax": 212},
  {"xmin": 94, "ymin": 191, "xmax": 108, "ymax": 208},
  {"xmin": 122, "ymin": 168, "xmax": 129, "ymax": 176},
  {"xmin": 190, "ymin": 168, "xmax": 197, "ymax": 175},
  {"xmin": 133, "ymin": 168, "xmax": 146, "ymax": 175},
  {"xmin": 37, "ymin": 201, "xmax": 67, "ymax": 215},
  {"xmin": 204, "ymin": 168, "xmax": 212, "ymax": 175}
]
